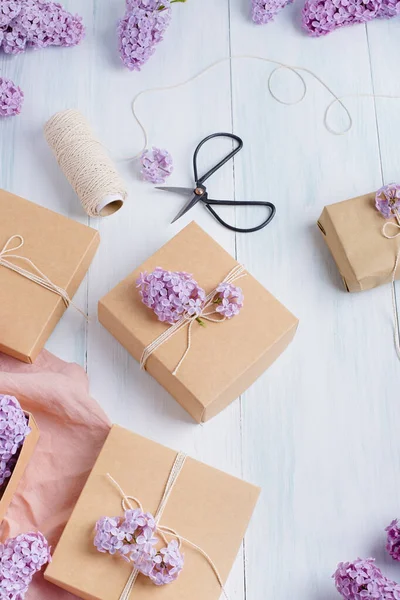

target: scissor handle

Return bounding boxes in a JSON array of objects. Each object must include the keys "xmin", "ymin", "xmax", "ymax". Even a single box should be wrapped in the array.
[
  {"xmin": 194, "ymin": 133, "xmax": 243, "ymax": 186},
  {"xmin": 204, "ymin": 200, "xmax": 276, "ymax": 233}
]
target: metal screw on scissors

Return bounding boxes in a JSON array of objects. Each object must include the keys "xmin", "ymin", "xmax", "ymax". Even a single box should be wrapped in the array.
[{"xmin": 156, "ymin": 132, "xmax": 276, "ymax": 234}]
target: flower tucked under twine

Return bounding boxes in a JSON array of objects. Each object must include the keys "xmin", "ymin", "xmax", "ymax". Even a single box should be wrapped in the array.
[
  {"xmin": 95, "ymin": 509, "xmax": 184, "ymax": 586},
  {"xmin": 117, "ymin": 0, "xmax": 187, "ymax": 72},
  {"xmin": 333, "ymin": 558, "xmax": 400, "ymax": 600},
  {"xmin": 302, "ymin": 0, "xmax": 400, "ymax": 37},
  {"xmin": 0, "ymin": 394, "xmax": 30, "ymax": 486},
  {"xmin": 0, "ymin": 532, "xmax": 51, "ymax": 600},
  {"xmin": 137, "ymin": 266, "xmax": 245, "ymax": 375},
  {"xmin": 0, "ymin": 77, "xmax": 23, "ymax": 117},
  {"xmin": 140, "ymin": 147, "xmax": 173, "ymax": 184}
]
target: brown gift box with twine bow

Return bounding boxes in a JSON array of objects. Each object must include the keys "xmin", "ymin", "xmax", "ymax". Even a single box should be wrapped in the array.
[
  {"xmin": 318, "ymin": 191, "xmax": 400, "ymax": 292},
  {"xmin": 45, "ymin": 424, "xmax": 260, "ymax": 600},
  {"xmin": 0, "ymin": 188, "xmax": 100, "ymax": 363},
  {"xmin": 98, "ymin": 222, "xmax": 298, "ymax": 423}
]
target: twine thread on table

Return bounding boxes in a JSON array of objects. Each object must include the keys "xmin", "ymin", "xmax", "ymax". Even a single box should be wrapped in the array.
[
  {"xmin": 382, "ymin": 213, "xmax": 400, "ymax": 361},
  {"xmin": 124, "ymin": 55, "xmax": 400, "ymax": 162},
  {"xmin": 107, "ymin": 452, "xmax": 229, "ymax": 600},
  {"xmin": 140, "ymin": 264, "xmax": 246, "ymax": 375},
  {"xmin": 44, "ymin": 109, "xmax": 127, "ymax": 217},
  {"xmin": 0, "ymin": 235, "xmax": 86, "ymax": 318}
]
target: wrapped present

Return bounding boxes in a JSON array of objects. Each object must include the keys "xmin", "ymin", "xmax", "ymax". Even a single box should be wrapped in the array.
[
  {"xmin": 99, "ymin": 222, "xmax": 298, "ymax": 423},
  {"xmin": 0, "ymin": 411, "xmax": 39, "ymax": 522},
  {"xmin": 318, "ymin": 188, "xmax": 400, "ymax": 292},
  {"xmin": 0, "ymin": 189, "xmax": 100, "ymax": 362},
  {"xmin": 45, "ymin": 425, "xmax": 260, "ymax": 600}
]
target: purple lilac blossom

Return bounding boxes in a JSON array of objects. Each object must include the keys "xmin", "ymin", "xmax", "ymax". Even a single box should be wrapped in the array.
[
  {"xmin": 302, "ymin": 0, "xmax": 400, "ymax": 36},
  {"xmin": 117, "ymin": 0, "xmax": 171, "ymax": 71},
  {"xmin": 0, "ymin": 0, "xmax": 21, "ymax": 27},
  {"xmin": 375, "ymin": 184, "xmax": 400, "ymax": 219},
  {"xmin": 251, "ymin": 0, "xmax": 293, "ymax": 24},
  {"xmin": 0, "ymin": 0, "xmax": 84, "ymax": 54},
  {"xmin": 136, "ymin": 268, "xmax": 206, "ymax": 324},
  {"xmin": 94, "ymin": 511, "xmax": 184, "ymax": 586},
  {"xmin": 214, "ymin": 282, "xmax": 244, "ymax": 319},
  {"xmin": 140, "ymin": 147, "xmax": 173, "ymax": 184},
  {"xmin": 386, "ymin": 519, "xmax": 400, "ymax": 561},
  {"xmin": 0, "ymin": 394, "xmax": 30, "ymax": 484},
  {"xmin": 0, "ymin": 77, "xmax": 24, "ymax": 116},
  {"xmin": 333, "ymin": 558, "xmax": 400, "ymax": 600},
  {"xmin": 0, "ymin": 532, "xmax": 51, "ymax": 599}
]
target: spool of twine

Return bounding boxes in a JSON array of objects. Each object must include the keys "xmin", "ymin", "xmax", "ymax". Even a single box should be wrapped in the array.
[{"xmin": 44, "ymin": 109, "xmax": 127, "ymax": 217}]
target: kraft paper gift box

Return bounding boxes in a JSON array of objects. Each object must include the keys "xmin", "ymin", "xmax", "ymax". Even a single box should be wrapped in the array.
[
  {"xmin": 45, "ymin": 424, "xmax": 260, "ymax": 600},
  {"xmin": 0, "ymin": 189, "xmax": 100, "ymax": 362},
  {"xmin": 318, "ymin": 191, "xmax": 400, "ymax": 292},
  {"xmin": 98, "ymin": 222, "xmax": 298, "ymax": 423},
  {"xmin": 0, "ymin": 412, "xmax": 39, "ymax": 522}
]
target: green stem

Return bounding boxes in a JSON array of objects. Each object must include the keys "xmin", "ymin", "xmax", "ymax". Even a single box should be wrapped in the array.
[{"xmin": 196, "ymin": 317, "xmax": 206, "ymax": 327}]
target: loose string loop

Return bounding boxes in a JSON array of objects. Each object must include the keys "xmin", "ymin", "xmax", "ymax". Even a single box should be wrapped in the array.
[
  {"xmin": 0, "ymin": 235, "xmax": 86, "ymax": 318},
  {"xmin": 382, "ymin": 213, "xmax": 400, "ymax": 362},
  {"xmin": 107, "ymin": 452, "xmax": 229, "ymax": 600},
  {"xmin": 140, "ymin": 265, "xmax": 246, "ymax": 375}
]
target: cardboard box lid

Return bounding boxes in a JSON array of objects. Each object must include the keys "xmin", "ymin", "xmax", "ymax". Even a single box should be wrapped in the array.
[
  {"xmin": 0, "ymin": 412, "xmax": 40, "ymax": 523},
  {"xmin": 320, "ymin": 193, "xmax": 400, "ymax": 289},
  {"xmin": 99, "ymin": 222, "xmax": 298, "ymax": 410},
  {"xmin": 0, "ymin": 189, "xmax": 100, "ymax": 362},
  {"xmin": 45, "ymin": 425, "xmax": 260, "ymax": 600}
]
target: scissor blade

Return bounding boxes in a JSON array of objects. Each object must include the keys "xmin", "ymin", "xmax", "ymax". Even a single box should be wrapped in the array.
[
  {"xmin": 171, "ymin": 195, "xmax": 200, "ymax": 224},
  {"xmin": 156, "ymin": 186, "xmax": 193, "ymax": 197}
]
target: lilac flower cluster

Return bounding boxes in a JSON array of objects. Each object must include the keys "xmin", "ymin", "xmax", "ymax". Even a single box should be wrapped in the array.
[
  {"xmin": 0, "ymin": 77, "xmax": 24, "ymax": 117},
  {"xmin": 251, "ymin": 0, "xmax": 293, "ymax": 24},
  {"xmin": 0, "ymin": 0, "xmax": 84, "ymax": 55},
  {"xmin": 333, "ymin": 558, "xmax": 400, "ymax": 599},
  {"xmin": 302, "ymin": 0, "xmax": 400, "ymax": 36},
  {"xmin": 117, "ymin": 0, "xmax": 171, "ymax": 71},
  {"xmin": 136, "ymin": 268, "xmax": 206, "ymax": 324},
  {"xmin": 0, "ymin": 532, "xmax": 51, "ymax": 599},
  {"xmin": 386, "ymin": 520, "xmax": 400, "ymax": 562},
  {"xmin": 140, "ymin": 147, "xmax": 173, "ymax": 184},
  {"xmin": 215, "ymin": 282, "xmax": 244, "ymax": 319},
  {"xmin": 0, "ymin": 394, "xmax": 30, "ymax": 486},
  {"xmin": 375, "ymin": 184, "xmax": 400, "ymax": 219},
  {"xmin": 94, "ymin": 509, "xmax": 184, "ymax": 586}
]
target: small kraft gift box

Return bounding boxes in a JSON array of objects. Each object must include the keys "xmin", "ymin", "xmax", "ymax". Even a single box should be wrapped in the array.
[
  {"xmin": 0, "ymin": 189, "xmax": 100, "ymax": 362},
  {"xmin": 98, "ymin": 222, "xmax": 298, "ymax": 423},
  {"xmin": 318, "ymin": 190, "xmax": 400, "ymax": 292},
  {"xmin": 45, "ymin": 425, "xmax": 260, "ymax": 600},
  {"xmin": 0, "ymin": 412, "xmax": 39, "ymax": 522}
]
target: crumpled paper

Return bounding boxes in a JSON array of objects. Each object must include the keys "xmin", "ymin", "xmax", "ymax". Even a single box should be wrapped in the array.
[{"xmin": 0, "ymin": 349, "xmax": 111, "ymax": 599}]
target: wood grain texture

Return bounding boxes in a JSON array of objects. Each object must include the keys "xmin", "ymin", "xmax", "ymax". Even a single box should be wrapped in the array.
[{"xmin": 1, "ymin": 1, "xmax": 400, "ymax": 598}]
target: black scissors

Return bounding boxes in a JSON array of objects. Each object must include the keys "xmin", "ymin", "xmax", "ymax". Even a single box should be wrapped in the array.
[{"xmin": 156, "ymin": 132, "xmax": 276, "ymax": 233}]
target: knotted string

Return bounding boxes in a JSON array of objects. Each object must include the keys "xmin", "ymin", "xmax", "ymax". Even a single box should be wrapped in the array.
[
  {"xmin": 106, "ymin": 452, "xmax": 229, "ymax": 600},
  {"xmin": 382, "ymin": 214, "xmax": 400, "ymax": 361},
  {"xmin": 140, "ymin": 265, "xmax": 247, "ymax": 375},
  {"xmin": 0, "ymin": 235, "xmax": 86, "ymax": 318}
]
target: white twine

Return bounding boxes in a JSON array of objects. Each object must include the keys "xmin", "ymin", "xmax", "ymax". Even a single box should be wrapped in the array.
[
  {"xmin": 125, "ymin": 55, "xmax": 400, "ymax": 161},
  {"xmin": 0, "ymin": 235, "xmax": 86, "ymax": 318},
  {"xmin": 44, "ymin": 109, "xmax": 127, "ymax": 218},
  {"xmin": 107, "ymin": 451, "xmax": 229, "ymax": 600},
  {"xmin": 382, "ymin": 214, "xmax": 400, "ymax": 361},
  {"xmin": 140, "ymin": 264, "xmax": 246, "ymax": 375}
]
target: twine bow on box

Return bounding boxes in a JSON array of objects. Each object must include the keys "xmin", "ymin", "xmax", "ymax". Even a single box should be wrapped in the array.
[
  {"xmin": 139, "ymin": 265, "xmax": 247, "ymax": 375},
  {"xmin": 0, "ymin": 235, "xmax": 86, "ymax": 318},
  {"xmin": 95, "ymin": 452, "xmax": 229, "ymax": 600}
]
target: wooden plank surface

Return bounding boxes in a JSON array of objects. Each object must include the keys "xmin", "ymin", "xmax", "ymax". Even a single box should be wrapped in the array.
[{"xmin": 2, "ymin": 1, "xmax": 400, "ymax": 598}]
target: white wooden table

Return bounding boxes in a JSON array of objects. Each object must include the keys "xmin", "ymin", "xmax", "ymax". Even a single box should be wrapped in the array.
[{"xmin": 2, "ymin": 1, "xmax": 400, "ymax": 598}]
